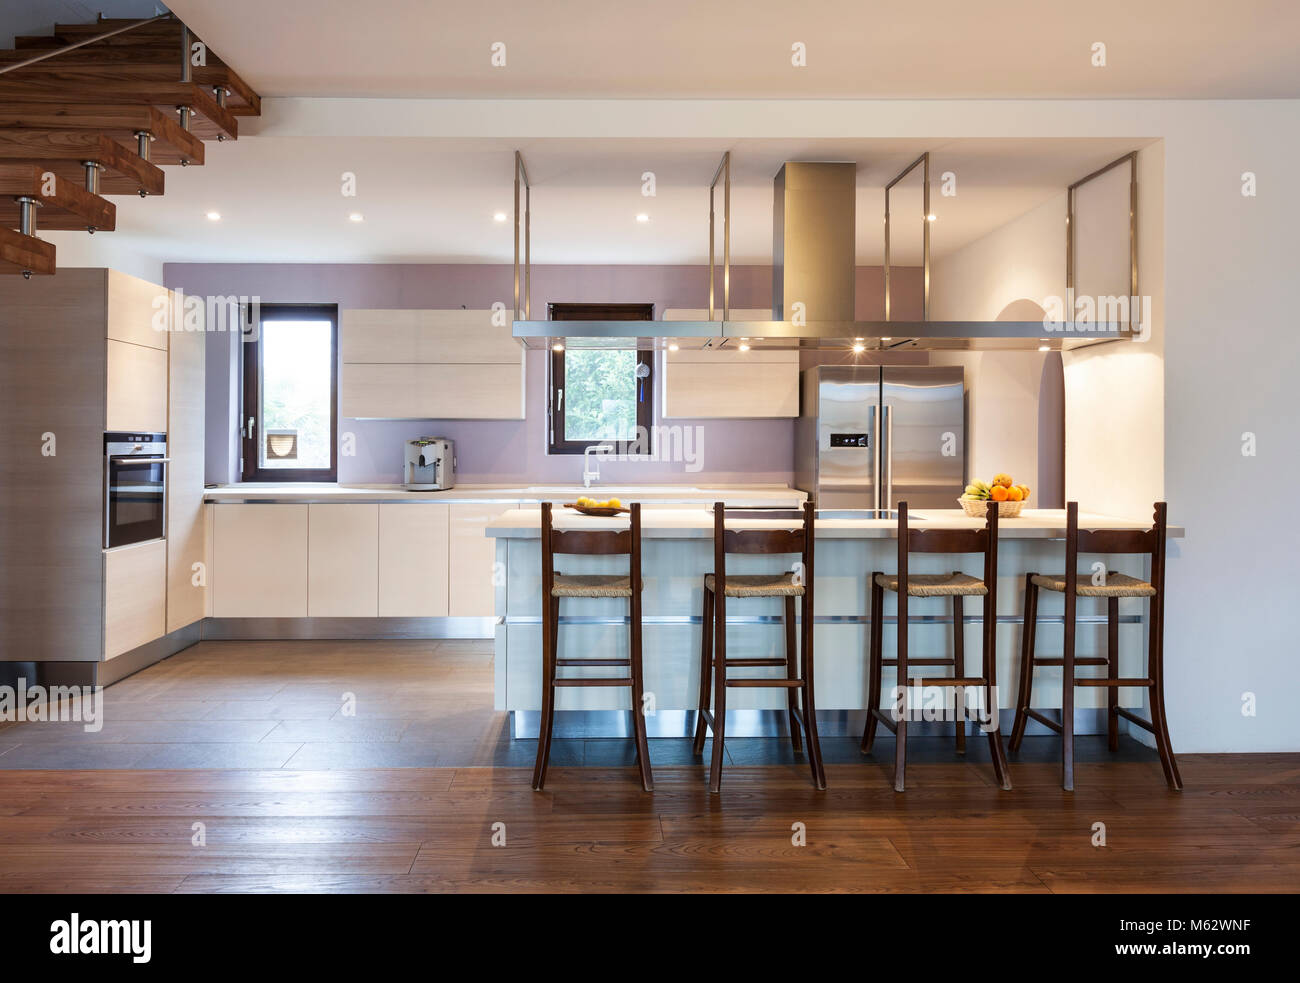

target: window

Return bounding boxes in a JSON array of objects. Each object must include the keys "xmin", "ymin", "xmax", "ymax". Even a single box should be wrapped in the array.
[
  {"xmin": 241, "ymin": 304, "xmax": 338, "ymax": 481},
  {"xmin": 547, "ymin": 303, "xmax": 654, "ymax": 455}
]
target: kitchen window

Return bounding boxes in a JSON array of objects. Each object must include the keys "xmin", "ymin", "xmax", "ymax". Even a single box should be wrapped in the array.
[
  {"xmin": 241, "ymin": 304, "xmax": 338, "ymax": 481},
  {"xmin": 547, "ymin": 303, "xmax": 654, "ymax": 455}
]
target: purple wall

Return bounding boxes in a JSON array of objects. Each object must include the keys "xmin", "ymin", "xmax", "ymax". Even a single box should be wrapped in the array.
[{"xmin": 164, "ymin": 263, "xmax": 922, "ymax": 486}]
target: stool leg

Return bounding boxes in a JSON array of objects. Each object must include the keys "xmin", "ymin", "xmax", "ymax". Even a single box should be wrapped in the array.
[
  {"xmin": 1062, "ymin": 582, "xmax": 1077, "ymax": 792},
  {"xmin": 692, "ymin": 582, "xmax": 714, "ymax": 755},
  {"xmin": 894, "ymin": 593, "xmax": 909, "ymax": 792},
  {"xmin": 785, "ymin": 594, "xmax": 803, "ymax": 754},
  {"xmin": 800, "ymin": 591, "xmax": 826, "ymax": 790},
  {"xmin": 861, "ymin": 575, "xmax": 884, "ymax": 753},
  {"xmin": 629, "ymin": 593, "xmax": 653, "ymax": 792},
  {"xmin": 708, "ymin": 587, "xmax": 727, "ymax": 793},
  {"xmin": 983, "ymin": 590, "xmax": 1012, "ymax": 790},
  {"xmin": 1009, "ymin": 574, "xmax": 1038, "ymax": 751},
  {"xmin": 1107, "ymin": 596, "xmax": 1120, "ymax": 752},
  {"xmin": 1148, "ymin": 592, "xmax": 1183, "ymax": 789},
  {"xmin": 952, "ymin": 588, "xmax": 966, "ymax": 755},
  {"xmin": 532, "ymin": 593, "xmax": 559, "ymax": 791}
]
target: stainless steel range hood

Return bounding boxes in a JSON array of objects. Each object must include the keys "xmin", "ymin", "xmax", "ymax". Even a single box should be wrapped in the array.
[{"xmin": 512, "ymin": 150, "xmax": 1138, "ymax": 351}]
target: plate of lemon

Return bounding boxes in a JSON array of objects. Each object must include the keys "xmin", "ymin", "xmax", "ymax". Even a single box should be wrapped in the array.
[{"xmin": 566, "ymin": 496, "xmax": 629, "ymax": 517}]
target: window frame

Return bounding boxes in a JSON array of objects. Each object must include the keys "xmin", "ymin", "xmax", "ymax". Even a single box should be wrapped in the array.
[
  {"xmin": 546, "ymin": 303, "xmax": 654, "ymax": 456},
  {"xmin": 240, "ymin": 303, "xmax": 339, "ymax": 483}
]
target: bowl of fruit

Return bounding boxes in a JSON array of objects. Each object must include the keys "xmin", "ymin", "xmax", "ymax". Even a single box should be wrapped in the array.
[
  {"xmin": 960, "ymin": 474, "xmax": 1031, "ymax": 517},
  {"xmin": 566, "ymin": 496, "xmax": 628, "ymax": 517}
]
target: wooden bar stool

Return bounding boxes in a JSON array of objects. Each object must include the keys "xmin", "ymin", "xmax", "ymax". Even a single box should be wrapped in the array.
[
  {"xmin": 861, "ymin": 501, "xmax": 1011, "ymax": 792},
  {"xmin": 531, "ymin": 501, "xmax": 652, "ymax": 792},
  {"xmin": 1009, "ymin": 502, "xmax": 1180, "ymax": 791},
  {"xmin": 691, "ymin": 501, "xmax": 825, "ymax": 793}
]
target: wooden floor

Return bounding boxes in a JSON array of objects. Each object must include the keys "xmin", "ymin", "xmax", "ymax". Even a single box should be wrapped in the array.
[
  {"xmin": 0, "ymin": 639, "xmax": 1296, "ymax": 893},
  {"xmin": 0, "ymin": 754, "xmax": 1296, "ymax": 893}
]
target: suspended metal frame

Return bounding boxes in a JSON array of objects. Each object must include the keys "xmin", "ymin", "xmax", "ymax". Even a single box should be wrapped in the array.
[{"xmin": 513, "ymin": 150, "xmax": 531, "ymax": 321}]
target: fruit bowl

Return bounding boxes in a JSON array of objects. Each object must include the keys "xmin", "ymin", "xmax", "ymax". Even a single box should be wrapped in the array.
[
  {"xmin": 564, "ymin": 502, "xmax": 630, "ymax": 517},
  {"xmin": 959, "ymin": 496, "xmax": 1024, "ymax": 518}
]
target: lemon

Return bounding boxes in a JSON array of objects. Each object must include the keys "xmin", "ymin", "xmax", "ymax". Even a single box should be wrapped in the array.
[{"xmin": 608, "ymin": 497, "xmax": 622, "ymax": 508}]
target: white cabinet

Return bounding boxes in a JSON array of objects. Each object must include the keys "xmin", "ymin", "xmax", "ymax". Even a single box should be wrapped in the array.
[
  {"xmin": 106, "ymin": 339, "xmax": 168, "ymax": 432},
  {"xmin": 659, "ymin": 308, "xmax": 799, "ymax": 418},
  {"xmin": 340, "ymin": 309, "xmax": 525, "ymax": 419},
  {"xmin": 212, "ymin": 504, "xmax": 308, "ymax": 617},
  {"xmin": 308, "ymin": 504, "xmax": 379, "ymax": 617},
  {"xmin": 166, "ymin": 295, "xmax": 205, "ymax": 633},
  {"xmin": 378, "ymin": 504, "xmax": 450, "ymax": 616},
  {"xmin": 448, "ymin": 502, "xmax": 517, "ymax": 617},
  {"xmin": 104, "ymin": 540, "xmax": 166, "ymax": 659},
  {"xmin": 107, "ymin": 269, "xmax": 168, "ymax": 351}
]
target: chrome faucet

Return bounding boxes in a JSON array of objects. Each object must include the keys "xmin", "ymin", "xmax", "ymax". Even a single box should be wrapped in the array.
[{"xmin": 582, "ymin": 443, "xmax": 613, "ymax": 489}]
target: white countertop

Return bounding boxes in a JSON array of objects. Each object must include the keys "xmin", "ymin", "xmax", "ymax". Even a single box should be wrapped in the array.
[
  {"xmin": 485, "ymin": 507, "xmax": 1185, "ymax": 539},
  {"xmin": 203, "ymin": 483, "xmax": 809, "ymax": 506}
]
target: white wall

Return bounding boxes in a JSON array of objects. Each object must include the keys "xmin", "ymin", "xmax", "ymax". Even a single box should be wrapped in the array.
[{"xmin": 43, "ymin": 231, "xmax": 166, "ymax": 286}]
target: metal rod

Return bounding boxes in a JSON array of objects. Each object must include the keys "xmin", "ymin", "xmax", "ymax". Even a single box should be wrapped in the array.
[
  {"xmin": 0, "ymin": 13, "xmax": 173, "ymax": 75},
  {"xmin": 1130, "ymin": 154, "xmax": 1138, "ymax": 334},
  {"xmin": 134, "ymin": 130, "xmax": 151, "ymax": 162},
  {"xmin": 708, "ymin": 184, "xmax": 715, "ymax": 320},
  {"xmin": 16, "ymin": 196, "xmax": 39, "ymax": 237},
  {"xmin": 82, "ymin": 160, "xmax": 101, "ymax": 195},
  {"xmin": 723, "ymin": 152, "xmax": 730, "ymax": 320},
  {"xmin": 213, "ymin": 86, "xmax": 228, "ymax": 108},
  {"xmin": 525, "ymin": 181, "xmax": 531, "ymax": 320},
  {"xmin": 176, "ymin": 105, "xmax": 192, "ymax": 131},
  {"xmin": 922, "ymin": 152, "xmax": 930, "ymax": 321},
  {"xmin": 513, "ymin": 153, "xmax": 520, "ymax": 321},
  {"xmin": 884, "ymin": 183, "xmax": 892, "ymax": 322},
  {"xmin": 180, "ymin": 23, "xmax": 191, "ymax": 83}
]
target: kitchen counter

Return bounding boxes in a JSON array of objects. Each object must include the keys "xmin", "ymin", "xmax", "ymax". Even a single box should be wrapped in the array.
[
  {"xmin": 485, "ymin": 507, "xmax": 1185, "ymax": 539},
  {"xmin": 204, "ymin": 483, "xmax": 808, "ymax": 506}
]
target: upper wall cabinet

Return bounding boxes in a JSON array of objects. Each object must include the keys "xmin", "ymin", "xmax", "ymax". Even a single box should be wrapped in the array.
[
  {"xmin": 341, "ymin": 309, "xmax": 525, "ymax": 419},
  {"xmin": 659, "ymin": 309, "xmax": 799, "ymax": 418},
  {"xmin": 107, "ymin": 269, "xmax": 169, "ymax": 352}
]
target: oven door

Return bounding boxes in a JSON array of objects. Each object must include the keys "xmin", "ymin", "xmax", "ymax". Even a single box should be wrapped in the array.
[{"xmin": 105, "ymin": 456, "xmax": 168, "ymax": 549}]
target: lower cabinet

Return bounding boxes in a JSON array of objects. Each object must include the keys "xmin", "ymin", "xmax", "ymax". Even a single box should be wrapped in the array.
[
  {"xmin": 308, "ymin": 504, "xmax": 379, "ymax": 617},
  {"xmin": 212, "ymin": 504, "xmax": 309, "ymax": 617},
  {"xmin": 448, "ymin": 503, "xmax": 516, "ymax": 617},
  {"xmin": 104, "ymin": 540, "xmax": 166, "ymax": 659},
  {"xmin": 378, "ymin": 503, "xmax": 449, "ymax": 616}
]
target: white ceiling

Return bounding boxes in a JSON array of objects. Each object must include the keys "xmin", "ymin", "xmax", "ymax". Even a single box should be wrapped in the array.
[
  {"xmin": 100, "ymin": 137, "xmax": 1150, "ymax": 266},
  {"xmin": 166, "ymin": 0, "xmax": 1300, "ymax": 99}
]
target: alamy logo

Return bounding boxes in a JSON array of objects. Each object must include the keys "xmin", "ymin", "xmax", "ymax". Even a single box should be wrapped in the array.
[
  {"xmin": 50, "ymin": 913, "xmax": 151, "ymax": 963},
  {"xmin": 0, "ymin": 682, "xmax": 102, "ymax": 732}
]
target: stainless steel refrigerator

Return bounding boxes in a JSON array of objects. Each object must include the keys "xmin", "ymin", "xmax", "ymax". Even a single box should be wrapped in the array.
[{"xmin": 794, "ymin": 365, "xmax": 966, "ymax": 510}]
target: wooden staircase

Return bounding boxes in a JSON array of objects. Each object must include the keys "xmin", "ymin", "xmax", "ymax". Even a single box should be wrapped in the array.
[{"xmin": 0, "ymin": 13, "xmax": 260, "ymax": 277}]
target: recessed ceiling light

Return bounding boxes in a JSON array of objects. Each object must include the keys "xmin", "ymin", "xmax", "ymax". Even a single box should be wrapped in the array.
[
  {"xmin": 551, "ymin": 342, "xmax": 564, "ymax": 352},
  {"xmin": 205, "ymin": 211, "xmax": 221, "ymax": 221},
  {"xmin": 738, "ymin": 343, "xmax": 750, "ymax": 352},
  {"xmin": 348, "ymin": 212, "xmax": 364, "ymax": 222},
  {"xmin": 636, "ymin": 213, "xmax": 650, "ymax": 223},
  {"xmin": 1038, "ymin": 345, "xmax": 1051, "ymax": 352},
  {"xmin": 852, "ymin": 343, "xmax": 866, "ymax": 354},
  {"xmin": 926, "ymin": 213, "xmax": 937, "ymax": 222},
  {"xmin": 667, "ymin": 343, "xmax": 679, "ymax": 352},
  {"xmin": 880, "ymin": 336, "xmax": 892, "ymax": 341},
  {"xmin": 493, "ymin": 212, "xmax": 507, "ymax": 222}
]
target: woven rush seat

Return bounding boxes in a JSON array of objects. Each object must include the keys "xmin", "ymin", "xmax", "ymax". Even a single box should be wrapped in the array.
[
  {"xmin": 551, "ymin": 574, "xmax": 633, "ymax": 598},
  {"xmin": 874, "ymin": 572, "xmax": 987, "ymax": 597},
  {"xmin": 1030, "ymin": 572, "xmax": 1155, "ymax": 597},
  {"xmin": 704, "ymin": 572, "xmax": 804, "ymax": 597}
]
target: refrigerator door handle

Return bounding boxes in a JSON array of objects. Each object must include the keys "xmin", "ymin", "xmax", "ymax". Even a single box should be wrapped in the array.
[{"xmin": 881, "ymin": 404, "xmax": 893, "ymax": 509}]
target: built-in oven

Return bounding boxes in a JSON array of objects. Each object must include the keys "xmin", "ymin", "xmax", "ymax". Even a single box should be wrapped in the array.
[{"xmin": 104, "ymin": 432, "xmax": 168, "ymax": 549}]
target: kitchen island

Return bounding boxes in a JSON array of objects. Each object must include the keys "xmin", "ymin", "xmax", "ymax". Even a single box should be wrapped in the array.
[{"xmin": 486, "ymin": 508, "xmax": 1184, "ymax": 737}]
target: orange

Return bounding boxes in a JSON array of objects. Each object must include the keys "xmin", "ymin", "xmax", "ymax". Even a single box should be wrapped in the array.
[
  {"xmin": 990, "ymin": 485, "xmax": 1009, "ymax": 502},
  {"xmin": 1006, "ymin": 486, "xmax": 1024, "ymax": 502}
]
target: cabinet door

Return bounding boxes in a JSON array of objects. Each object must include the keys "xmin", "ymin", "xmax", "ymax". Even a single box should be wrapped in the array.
[
  {"xmin": 104, "ymin": 539, "xmax": 166, "ymax": 659},
  {"xmin": 107, "ymin": 269, "xmax": 168, "ymax": 351},
  {"xmin": 342, "ymin": 362, "xmax": 525, "ymax": 419},
  {"xmin": 308, "ymin": 504, "xmax": 379, "ymax": 617},
  {"xmin": 212, "ymin": 504, "xmax": 308, "ymax": 617},
  {"xmin": 106, "ymin": 339, "xmax": 168, "ymax": 432},
  {"xmin": 661, "ymin": 347, "xmax": 799, "ymax": 418},
  {"xmin": 378, "ymin": 504, "xmax": 449, "ymax": 617},
  {"xmin": 448, "ymin": 503, "xmax": 516, "ymax": 617},
  {"xmin": 166, "ymin": 299, "xmax": 205, "ymax": 632}
]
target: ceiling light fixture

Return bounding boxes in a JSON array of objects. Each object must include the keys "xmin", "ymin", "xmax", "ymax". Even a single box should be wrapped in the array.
[
  {"xmin": 348, "ymin": 212, "xmax": 364, "ymax": 223},
  {"xmin": 738, "ymin": 343, "xmax": 750, "ymax": 352},
  {"xmin": 636, "ymin": 213, "xmax": 649, "ymax": 223},
  {"xmin": 205, "ymin": 211, "xmax": 221, "ymax": 221},
  {"xmin": 852, "ymin": 343, "xmax": 866, "ymax": 354},
  {"xmin": 926, "ymin": 213, "xmax": 937, "ymax": 221},
  {"xmin": 1038, "ymin": 345, "xmax": 1051, "ymax": 352},
  {"xmin": 552, "ymin": 342, "xmax": 564, "ymax": 352},
  {"xmin": 667, "ymin": 343, "xmax": 679, "ymax": 352},
  {"xmin": 881, "ymin": 336, "xmax": 892, "ymax": 341},
  {"xmin": 493, "ymin": 212, "xmax": 507, "ymax": 222}
]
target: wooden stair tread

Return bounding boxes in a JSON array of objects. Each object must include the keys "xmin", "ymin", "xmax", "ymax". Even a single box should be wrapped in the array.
[
  {"xmin": 0, "ymin": 163, "xmax": 115, "ymax": 231},
  {"xmin": 0, "ymin": 79, "xmax": 240, "ymax": 140},
  {"xmin": 0, "ymin": 104, "xmax": 205, "ymax": 166},
  {"xmin": 0, "ymin": 131, "xmax": 163, "ymax": 195},
  {"xmin": 0, "ymin": 226, "xmax": 55, "ymax": 276}
]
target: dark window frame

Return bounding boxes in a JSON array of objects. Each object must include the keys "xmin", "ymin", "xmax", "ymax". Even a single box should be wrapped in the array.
[
  {"xmin": 240, "ymin": 303, "xmax": 339, "ymax": 482},
  {"xmin": 547, "ymin": 303, "xmax": 654, "ymax": 456}
]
